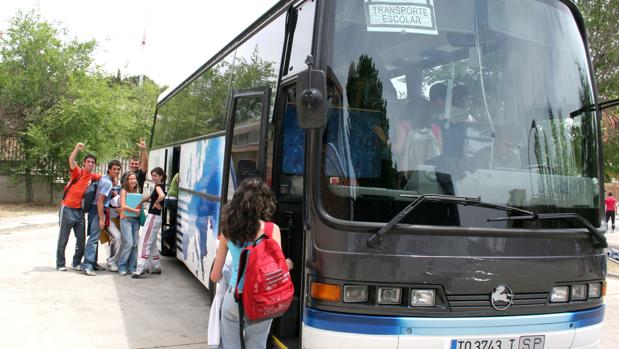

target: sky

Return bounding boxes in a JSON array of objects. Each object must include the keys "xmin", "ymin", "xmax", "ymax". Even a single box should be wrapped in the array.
[{"xmin": 0, "ymin": 0, "xmax": 279, "ymax": 88}]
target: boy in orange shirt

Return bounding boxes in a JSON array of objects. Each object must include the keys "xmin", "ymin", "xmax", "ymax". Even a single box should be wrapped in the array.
[{"xmin": 56, "ymin": 143, "xmax": 102, "ymax": 271}]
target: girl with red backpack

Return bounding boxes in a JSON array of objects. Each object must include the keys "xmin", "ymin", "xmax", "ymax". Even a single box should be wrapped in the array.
[{"xmin": 210, "ymin": 178, "xmax": 293, "ymax": 349}]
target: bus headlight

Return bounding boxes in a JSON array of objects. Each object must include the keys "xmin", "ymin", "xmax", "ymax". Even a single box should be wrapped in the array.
[
  {"xmin": 343, "ymin": 285, "xmax": 368, "ymax": 303},
  {"xmin": 377, "ymin": 287, "xmax": 401, "ymax": 305},
  {"xmin": 571, "ymin": 285, "xmax": 587, "ymax": 301},
  {"xmin": 588, "ymin": 283, "xmax": 602, "ymax": 298},
  {"xmin": 550, "ymin": 286, "xmax": 570, "ymax": 302},
  {"xmin": 411, "ymin": 289, "xmax": 435, "ymax": 306}
]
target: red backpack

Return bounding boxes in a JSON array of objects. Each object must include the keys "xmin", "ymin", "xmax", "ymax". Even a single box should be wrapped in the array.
[{"xmin": 234, "ymin": 222, "xmax": 294, "ymax": 325}]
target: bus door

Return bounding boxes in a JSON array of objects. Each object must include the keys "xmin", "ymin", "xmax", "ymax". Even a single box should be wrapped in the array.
[
  {"xmin": 161, "ymin": 146, "xmax": 181, "ymax": 256},
  {"xmin": 222, "ymin": 87, "xmax": 271, "ymax": 201},
  {"xmin": 269, "ymin": 85, "xmax": 306, "ymax": 347}
]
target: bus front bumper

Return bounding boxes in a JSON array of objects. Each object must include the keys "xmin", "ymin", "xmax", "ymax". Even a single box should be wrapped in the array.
[{"xmin": 302, "ymin": 306, "xmax": 604, "ymax": 349}]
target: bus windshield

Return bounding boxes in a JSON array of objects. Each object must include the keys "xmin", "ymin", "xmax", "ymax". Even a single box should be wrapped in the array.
[{"xmin": 321, "ymin": 0, "xmax": 601, "ymax": 227}]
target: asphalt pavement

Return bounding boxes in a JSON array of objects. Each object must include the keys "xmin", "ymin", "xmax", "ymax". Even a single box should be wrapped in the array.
[{"xmin": 0, "ymin": 215, "xmax": 210, "ymax": 349}]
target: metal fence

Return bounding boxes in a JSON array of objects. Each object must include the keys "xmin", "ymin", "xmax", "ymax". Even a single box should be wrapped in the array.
[
  {"xmin": 94, "ymin": 158, "xmax": 134, "ymax": 175},
  {"xmin": 0, "ymin": 136, "xmax": 24, "ymax": 162},
  {"xmin": 0, "ymin": 136, "xmax": 136, "ymax": 177}
]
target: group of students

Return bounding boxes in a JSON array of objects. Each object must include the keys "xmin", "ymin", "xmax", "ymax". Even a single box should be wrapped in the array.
[{"xmin": 55, "ymin": 141, "xmax": 175, "ymax": 278}]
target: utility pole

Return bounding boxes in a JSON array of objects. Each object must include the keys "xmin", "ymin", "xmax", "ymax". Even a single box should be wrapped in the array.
[{"xmin": 139, "ymin": 16, "xmax": 148, "ymax": 87}]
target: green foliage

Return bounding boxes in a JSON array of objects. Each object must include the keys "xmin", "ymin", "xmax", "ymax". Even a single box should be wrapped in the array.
[
  {"xmin": 0, "ymin": 10, "xmax": 95, "ymax": 135},
  {"xmin": 346, "ymin": 54, "xmax": 387, "ymax": 113},
  {"xmin": 579, "ymin": 0, "xmax": 619, "ymax": 180},
  {"xmin": 152, "ymin": 47, "xmax": 277, "ymax": 147},
  {"xmin": 604, "ymin": 132, "xmax": 619, "ymax": 180},
  {"xmin": 579, "ymin": 0, "xmax": 619, "ymax": 101},
  {"xmin": 0, "ymin": 10, "xmax": 160, "ymax": 202}
]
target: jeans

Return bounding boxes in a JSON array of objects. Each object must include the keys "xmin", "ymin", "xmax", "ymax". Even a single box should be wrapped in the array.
[
  {"xmin": 221, "ymin": 288, "xmax": 272, "ymax": 349},
  {"xmin": 82, "ymin": 205, "xmax": 101, "ymax": 270},
  {"xmin": 118, "ymin": 218, "xmax": 140, "ymax": 273},
  {"xmin": 56, "ymin": 206, "xmax": 86, "ymax": 268}
]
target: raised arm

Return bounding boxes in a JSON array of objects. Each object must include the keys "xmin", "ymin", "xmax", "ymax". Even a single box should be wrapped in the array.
[
  {"xmin": 68, "ymin": 143, "xmax": 84, "ymax": 170},
  {"xmin": 138, "ymin": 139, "xmax": 148, "ymax": 174}
]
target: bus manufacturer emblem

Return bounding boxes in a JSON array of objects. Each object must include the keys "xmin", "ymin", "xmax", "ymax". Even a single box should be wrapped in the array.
[{"xmin": 490, "ymin": 285, "xmax": 514, "ymax": 311}]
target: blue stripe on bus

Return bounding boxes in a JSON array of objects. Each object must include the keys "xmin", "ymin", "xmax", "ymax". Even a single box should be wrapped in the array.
[{"xmin": 303, "ymin": 306, "xmax": 604, "ymax": 336}]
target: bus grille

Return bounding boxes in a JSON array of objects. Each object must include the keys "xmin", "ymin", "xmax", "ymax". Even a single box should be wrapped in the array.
[{"xmin": 447, "ymin": 292, "xmax": 549, "ymax": 312}]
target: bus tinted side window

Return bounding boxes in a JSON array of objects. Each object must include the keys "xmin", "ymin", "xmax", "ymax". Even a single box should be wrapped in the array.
[{"xmin": 152, "ymin": 59, "xmax": 235, "ymax": 147}]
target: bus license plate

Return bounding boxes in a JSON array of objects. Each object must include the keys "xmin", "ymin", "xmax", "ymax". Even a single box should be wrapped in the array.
[{"xmin": 451, "ymin": 335, "xmax": 545, "ymax": 349}]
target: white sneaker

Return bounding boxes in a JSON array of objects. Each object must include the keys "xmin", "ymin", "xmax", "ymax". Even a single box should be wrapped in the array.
[
  {"xmin": 72, "ymin": 265, "xmax": 82, "ymax": 271},
  {"xmin": 84, "ymin": 268, "xmax": 96, "ymax": 276},
  {"xmin": 108, "ymin": 263, "xmax": 118, "ymax": 272},
  {"xmin": 57, "ymin": 266, "xmax": 67, "ymax": 271},
  {"xmin": 131, "ymin": 270, "xmax": 146, "ymax": 278}
]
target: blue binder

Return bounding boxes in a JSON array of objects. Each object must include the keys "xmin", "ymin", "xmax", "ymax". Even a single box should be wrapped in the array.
[{"xmin": 125, "ymin": 193, "xmax": 142, "ymax": 217}]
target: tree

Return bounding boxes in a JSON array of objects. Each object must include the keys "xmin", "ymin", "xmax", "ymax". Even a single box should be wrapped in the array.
[
  {"xmin": 107, "ymin": 74, "xmax": 160, "ymax": 157},
  {"xmin": 579, "ymin": 0, "xmax": 619, "ymax": 101},
  {"xmin": 24, "ymin": 72, "xmax": 160, "ymax": 202},
  {"xmin": 578, "ymin": 0, "xmax": 619, "ymax": 179},
  {"xmin": 0, "ymin": 10, "xmax": 161, "ymax": 202},
  {"xmin": 0, "ymin": 10, "xmax": 96, "ymax": 201}
]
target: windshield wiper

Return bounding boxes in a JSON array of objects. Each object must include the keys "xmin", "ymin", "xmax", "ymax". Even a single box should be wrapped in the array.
[
  {"xmin": 570, "ymin": 97, "xmax": 619, "ymax": 118},
  {"xmin": 488, "ymin": 213, "xmax": 607, "ymax": 248},
  {"xmin": 366, "ymin": 194, "xmax": 534, "ymax": 248}
]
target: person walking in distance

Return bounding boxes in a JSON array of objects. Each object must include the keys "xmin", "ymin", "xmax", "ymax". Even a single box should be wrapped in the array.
[
  {"xmin": 81, "ymin": 160, "xmax": 122, "ymax": 276},
  {"xmin": 606, "ymin": 192, "xmax": 617, "ymax": 232},
  {"xmin": 56, "ymin": 143, "xmax": 102, "ymax": 271},
  {"xmin": 132, "ymin": 167, "xmax": 166, "ymax": 278}
]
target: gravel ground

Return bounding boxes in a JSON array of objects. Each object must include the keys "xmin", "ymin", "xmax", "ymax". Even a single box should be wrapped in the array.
[{"xmin": 0, "ymin": 203, "xmax": 58, "ymax": 219}]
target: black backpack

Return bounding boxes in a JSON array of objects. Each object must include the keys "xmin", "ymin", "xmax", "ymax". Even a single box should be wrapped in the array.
[{"xmin": 81, "ymin": 180, "xmax": 99, "ymax": 211}]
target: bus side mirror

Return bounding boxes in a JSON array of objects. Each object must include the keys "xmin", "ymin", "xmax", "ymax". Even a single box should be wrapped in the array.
[{"xmin": 296, "ymin": 58, "xmax": 326, "ymax": 129}]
